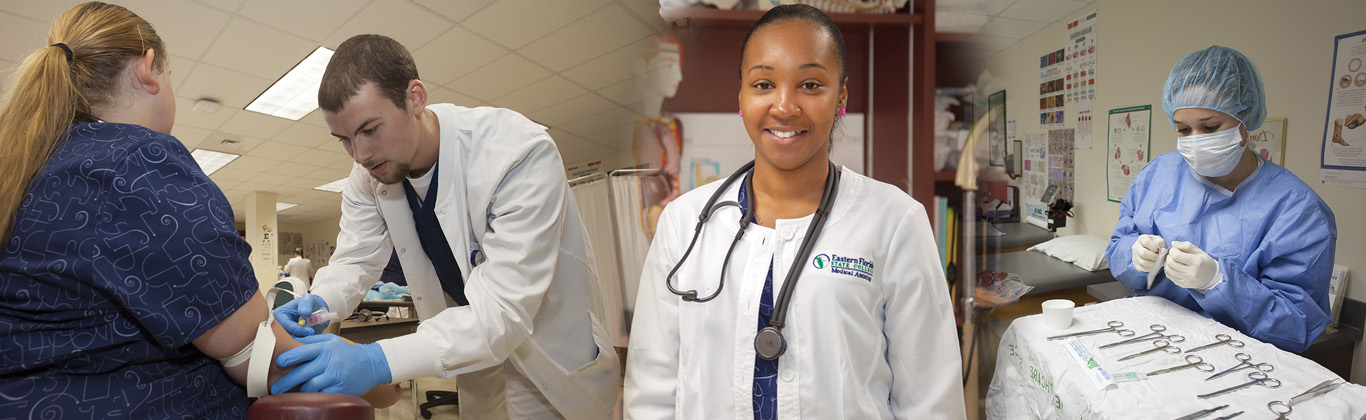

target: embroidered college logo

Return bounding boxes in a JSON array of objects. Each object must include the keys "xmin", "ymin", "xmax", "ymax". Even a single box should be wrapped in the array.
[
  {"xmin": 813, "ymin": 254, "xmax": 829, "ymax": 269},
  {"xmin": 812, "ymin": 253, "xmax": 874, "ymax": 281}
]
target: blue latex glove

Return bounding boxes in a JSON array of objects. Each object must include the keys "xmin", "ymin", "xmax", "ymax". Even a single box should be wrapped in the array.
[
  {"xmin": 273, "ymin": 294, "xmax": 329, "ymax": 337},
  {"xmin": 271, "ymin": 334, "xmax": 392, "ymax": 395}
]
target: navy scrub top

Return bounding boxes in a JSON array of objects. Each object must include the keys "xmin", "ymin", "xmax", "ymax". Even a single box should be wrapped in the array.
[{"xmin": 0, "ymin": 122, "xmax": 257, "ymax": 419}]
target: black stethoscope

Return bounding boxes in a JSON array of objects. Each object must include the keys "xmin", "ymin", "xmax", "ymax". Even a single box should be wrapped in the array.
[{"xmin": 665, "ymin": 159, "xmax": 841, "ymax": 360}]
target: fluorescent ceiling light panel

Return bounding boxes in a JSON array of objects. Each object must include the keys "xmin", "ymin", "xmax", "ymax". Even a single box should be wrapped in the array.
[
  {"xmin": 246, "ymin": 46, "xmax": 335, "ymax": 120},
  {"xmin": 191, "ymin": 149, "xmax": 240, "ymax": 175},
  {"xmin": 313, "ymin": 178, "xmax": 349, "ymax": 192},
  {"xmin": 276, "ymin": 202, "xmax": 299, "ymax": 212}
]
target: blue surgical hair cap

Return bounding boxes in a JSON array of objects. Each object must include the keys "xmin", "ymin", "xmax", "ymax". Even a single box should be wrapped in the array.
[{"xmin": 1161, "ymin": 45, "xmax": 1267, "ymax": 131}]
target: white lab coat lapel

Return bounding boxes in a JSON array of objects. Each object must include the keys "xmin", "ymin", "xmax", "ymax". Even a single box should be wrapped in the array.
[
  {"xmin": 376, "ymin": 182, "xmax": 456, "ymax": 318},
  {"xmin": 434, "ymin": 121, "xmax": 473, "ymax": 289}
]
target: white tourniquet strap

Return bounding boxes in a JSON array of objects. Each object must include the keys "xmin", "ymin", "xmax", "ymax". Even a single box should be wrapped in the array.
[{"xmin": 246, "ymin": 287, "xmax": 289, "ymax": 397}]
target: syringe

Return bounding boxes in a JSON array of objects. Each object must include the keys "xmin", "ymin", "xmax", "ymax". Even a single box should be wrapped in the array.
[{"xmin": 298, "ymin": 309, "xmax": 339, "ymax": 328}]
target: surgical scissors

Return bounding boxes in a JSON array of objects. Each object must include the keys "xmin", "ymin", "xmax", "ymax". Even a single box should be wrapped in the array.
[
  {"xmin": 1046, "ymin": 321, "xmax": 1135, "ymax": 340},
  {"xmin": 1118, "ymin": 339, "xmax": 1181, "ymax": 361},
  {"xmin": 1099, "ymin": 324, "xmax": 1185, "ymax": 349},
  {"xmin": 1147, "ymin": 354, "xmax": 1216, "ymax": 376},
  {"xmin": 1268, "ymin": 379, "xmax": 1344, "ymax": 419},
  {"xmin": 1185, "ymin": 334, "xmax": 1246, "ymax": 353},
  {"xmin": 1198, "ymin": 371, "xmax": 1280, "ymax": 399},
  {"xmin": 1207, "ymin": 353, "xmax": 1273, "ymax": 381}
]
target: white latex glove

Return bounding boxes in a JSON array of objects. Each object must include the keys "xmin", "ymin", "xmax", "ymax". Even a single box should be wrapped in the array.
[
  {"xmin": 1131, "ymin": 234, "xmax": 1166, "ymax": 272},
  {"xmin": 1165, "ymin": 241, "xmax": 1221, "ymax": 291}
]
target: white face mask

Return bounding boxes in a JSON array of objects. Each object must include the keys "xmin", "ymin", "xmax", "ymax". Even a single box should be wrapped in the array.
[{"xmin": 1177, "ymin": 125, "xmax": 1246, "ymax": 177}]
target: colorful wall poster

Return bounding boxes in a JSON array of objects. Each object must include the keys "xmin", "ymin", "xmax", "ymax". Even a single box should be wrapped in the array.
[
  {"xmin": 1023, "ymin": 132, "xmax": 1048, "ymax": 202},
  {"xmin": 1064, "ymin": 10, "xmax": 1097, "ymax": 105},
  {"xmin": 1107, "ymin": 105, "xmax": 1152, "ymax": 202},
  {"xmin": 1322, "ymin": 29, "xmax": 1366, "ymax": 189},
  {"xmin": 1040, "ymin": 48, "xmax": 1066, "ymax": 128},
  {"xmin": 1047, "ymin": 128, "xmax": 1075, "ymax": 203}
]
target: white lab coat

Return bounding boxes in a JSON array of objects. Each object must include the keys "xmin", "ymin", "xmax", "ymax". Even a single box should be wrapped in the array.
[
  {"xmin": 310, "ymin": 104, "xmax": 620, "ymax": 419},
  {"xmin": 624, "ymin": 167, "xmax": 966, "ymax": 419},
  {"xmin": 283, "ymin": 256, "xmax": 312, "ymax": 287}
]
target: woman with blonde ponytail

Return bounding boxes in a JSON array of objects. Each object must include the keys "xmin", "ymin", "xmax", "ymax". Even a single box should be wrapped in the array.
[{"xmin": 0, "ymin": 3, "xmax": 408, "ymax": 417}]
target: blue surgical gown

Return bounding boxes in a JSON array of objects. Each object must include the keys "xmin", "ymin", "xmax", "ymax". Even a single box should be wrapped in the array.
[
  {"xmin": 1106, "ymin": 151, "xmax": 1336, "ymax": 353},
  {"xmin": 0, "ymin": 123, "xmax": 257, "ymax": 418}
]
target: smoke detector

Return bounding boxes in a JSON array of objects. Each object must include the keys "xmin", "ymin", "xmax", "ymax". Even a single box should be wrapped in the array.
[{"xmin": 193, "ymin": 99, "xmax": 222, "ymax": 114}]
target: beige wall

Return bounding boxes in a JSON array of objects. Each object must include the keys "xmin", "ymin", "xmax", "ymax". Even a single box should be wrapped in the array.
[{"xmin": 982, "ymin": 0, "xmax": 1366, "ymax": 382}]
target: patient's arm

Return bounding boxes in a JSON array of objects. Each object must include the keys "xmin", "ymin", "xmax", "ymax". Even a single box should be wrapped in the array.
[{"xmin": 192, "ymin": 290, "xmax": 401, "ymax": 408}]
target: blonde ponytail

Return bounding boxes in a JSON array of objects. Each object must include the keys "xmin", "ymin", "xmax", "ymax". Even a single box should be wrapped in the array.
[{"xmin": 0, "ymin": 2, "xmax": 165, "ymax": 242}]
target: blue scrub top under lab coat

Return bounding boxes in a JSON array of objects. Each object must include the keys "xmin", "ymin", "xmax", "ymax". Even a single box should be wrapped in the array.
[
  {"xmin": 1106, "ymin": 150, "xmax": 1337, "ymax": 353},
  {"xmin": 0, "ymin": 123, "xmax": 257, "ymax": 418}
]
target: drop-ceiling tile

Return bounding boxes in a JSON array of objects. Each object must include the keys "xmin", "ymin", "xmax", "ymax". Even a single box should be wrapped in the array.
[
  {"xmin": 490, "ymin": 76, "xmax": 587, "ymax": 114},
  {"xmin": 413, "ymin": 25, "xmax": 509, "ymax": 85},
  {"xmin": 323, "ymin": 1, "xmax": 452, "ymax": 50},
  {"xmin": 527, "ymin": 93, "xmax": 617, "ymax": 127},
  {"xmin": 427, "ymin": 87, "xmax": 481, "ymax": 108},
  {"xmin": 0, "ymin": 1, "xmax": 82, "ymax": 22},
  {"xmin": 247, "ymin": 141, "xmax": 312, "ymax": 161},
  {"xmin": 203, "ymin": 135, "xmax": 265, "ymax": 156},
  {"xmin": 620, "ymin": 0, "xmax": 668, "ymax": 32},
  {"xmin": 238, "ymin": 0, "xmax": 368, "ymax": 41},
  {"xmin": 210, "ymin": 167, "xmax": 259, "ymax": 182},
  {"xmin": 194, "ymin": 0, "xmax": 245, "ymax": 13},
  {"xmin": 446, "ymin": 54, "xmax": 551, "ymax": 101},
  {"xmin": 999, "ymin": 0, "xmax": 1087, "ymax": 23},
  {"xmin": 219, "ymin": 110, "xmax": 295, "ymax": 139},
  {"xmin": 560, "ymin": 37, "xmax": 654, "ymax": 90},
  {"xmin": 178, "ymin": 63, "xmax": 273, "ymax": 109},
  {"xmin": 171, "ymin": 125, "xmax": 214, "ymax": 149},
  {"xmin": 224, "ymin": 155, "xmax": 283, "ymax": 173},
  {"xmin": 174, "ymin": 96, "xmax": 239, "ymax": 131},
  {"xmin": 121, "ymin": 0, "xmax": 231, "ymax": 60},
  {"xmin": 0, "ymin": 12, "xmax": 48, "ymax": 63},
  {"xmin": 411, "ymin": 0, "xmax": 495, "ymax": 22},
  {"xmin": 518, "ymin": 5, "xmax": 652, "ymax": 72},
  {"xmin": 199, "ymin": 17, "xmax": 316, "ymax": 80},
  {"xmin": 169, "ymin": 55, "xmax": 198, "ymax": 92},
  {"xmin": 597, "ymin": 74, "xmax": 653, "ymax": 106},
  {"xmin": 293, "ymin": 149, "xmax": 352, "ymax": 168},
  {"xmin": 557, "ymin": 106, "xmax": 639, "ymax": 137},
  {"xmin": 978, "ymin": 17, "xmax": 1048, "ymax": 39},
  {"xmin": 272, "ymin": 123, "xmax": 335, "ymax": 149},
  {"xmin": 461, "ymin": 0, "xmax": 610, "ymax": 50}
]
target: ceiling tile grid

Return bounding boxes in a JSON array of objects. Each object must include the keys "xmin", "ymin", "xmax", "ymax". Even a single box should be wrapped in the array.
[{"xmin": 1, "ymin": 0, "xmax": 697, "ymax": 225}]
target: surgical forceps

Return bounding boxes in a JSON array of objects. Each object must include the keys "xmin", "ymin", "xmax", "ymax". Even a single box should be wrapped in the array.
[
  {"xmin": 1118, "ymin": 339, "xmax": 1181, "ymax": 361},
  {"xmin": 1198, "ymin": 371, "xmax": 1280, "ymax": 399},
  {"xmin": 1147, "ymin": 354, "xmax": 1216, "ymax": 376},
  {"xmin": 1207, "ymin": 353, "xmax": 1274, "ymax": 381},
  {"xmin": 1267, "ymin": 379, "xmax": 1344, "ymax": 419},
  {"xmin": 1185, "ymin": 334, "xmax": 1246, "ymax": 353},
  {"xmin": 1099, "ymin": 324, "xmax": 1184, "ymax": 349},
  {"xmin": 1209, "ymin": 411, "xmax": 1244, "ymax": 420},
  {"xmin": 1047, "ymin": 321, "xmax": 1135, "ymax": 340}
]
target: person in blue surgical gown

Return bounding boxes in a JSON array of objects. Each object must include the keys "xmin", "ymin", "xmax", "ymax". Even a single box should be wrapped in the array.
[{"xmin": 1105, "ymin": 45, "xmax": 1337, "ymax": 353}]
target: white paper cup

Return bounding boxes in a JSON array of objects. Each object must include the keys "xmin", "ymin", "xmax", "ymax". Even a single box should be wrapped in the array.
[{"xmin": 1042, "ymin": 299, "xmax": 1075, "ymax": 330}]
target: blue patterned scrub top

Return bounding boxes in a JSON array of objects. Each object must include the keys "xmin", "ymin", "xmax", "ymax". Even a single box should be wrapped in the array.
[{"xmin": 0, "ymin": 123, "xmax": 257, "ymax": 419}]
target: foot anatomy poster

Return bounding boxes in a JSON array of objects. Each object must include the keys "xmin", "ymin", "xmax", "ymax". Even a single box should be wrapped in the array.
[{"xmin": 1322, "ymin": 29, "xmax": 1366, "ymax": 188}]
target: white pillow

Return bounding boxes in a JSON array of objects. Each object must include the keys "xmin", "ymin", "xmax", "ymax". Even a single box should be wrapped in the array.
[{"xmin": 1027, "ymin": 235, "xmax": 1110, "ymax": 272}]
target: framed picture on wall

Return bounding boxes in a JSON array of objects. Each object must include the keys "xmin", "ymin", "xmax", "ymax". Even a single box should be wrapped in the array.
[
  {"xmin": 988, "ymin": 90, "xmax": 1007, "ymax": 166},
  {"xmin": 1248, "ymin": 118, "xmax": 1287, "ymax": 165}
]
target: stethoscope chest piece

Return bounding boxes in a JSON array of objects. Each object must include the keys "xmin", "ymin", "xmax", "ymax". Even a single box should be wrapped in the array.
[{"xmin": 755, "ymin": 326, "xmax": 787, "ymax": 360}]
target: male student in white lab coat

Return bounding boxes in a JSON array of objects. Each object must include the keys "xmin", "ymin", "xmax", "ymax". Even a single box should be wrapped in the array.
[
  {"xmin": 269, "ymin": 34, "xmax": 620, "ymax": 419},
  {"xmin": 282, "ymin": 247, "xmax": 312, "ymax": 288}
]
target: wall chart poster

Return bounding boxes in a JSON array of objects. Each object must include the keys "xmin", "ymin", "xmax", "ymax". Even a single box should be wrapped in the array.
[
  {"xmin": 1040, "ymin": 48, "xmax": 1066, "ymax": 128},
  {"xmin": 1023, "ymin": 132, "xmax": 1048, "ymax": 201},
  {"xmin": 1107, "ymin": 105, "xmax": 1152, "ymax": 202},
  {"xmin": 1047, "ymin": 128, "xmax": 1075, "ymax": 203},
  {"xmin": 1248, "ymin": 118, "xmax": 1287, "ymax": 165},
  {"xmin": 1064, "ymin": 10, "xmax": 1097, "ymax": 104},
  {"xmin": 1322, "ymin": 29, "xmax": 1366, "ymax": 189}
]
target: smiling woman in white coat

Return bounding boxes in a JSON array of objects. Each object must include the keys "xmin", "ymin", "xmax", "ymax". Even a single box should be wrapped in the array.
[{"xmin": 623, "ymin": 5, "xmax": 965, "ymax": 420}]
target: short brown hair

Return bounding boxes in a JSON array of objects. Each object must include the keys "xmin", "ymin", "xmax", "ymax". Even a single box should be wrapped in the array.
[{"xmin": 318, "ymin": 34, "xmax": 418, "ymax": 112}]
